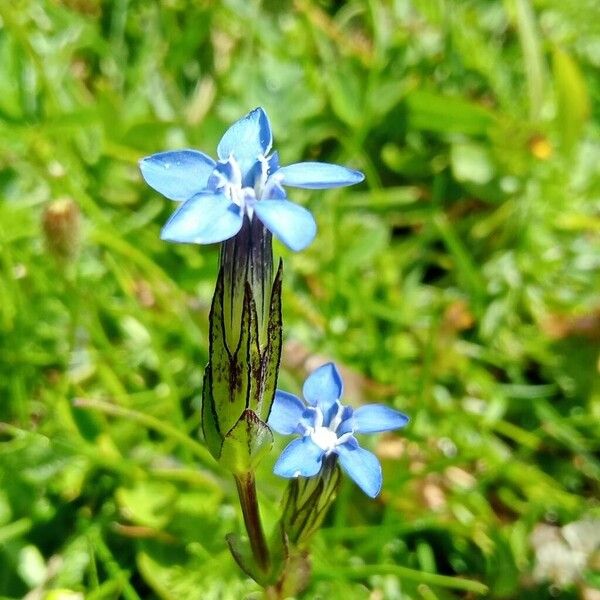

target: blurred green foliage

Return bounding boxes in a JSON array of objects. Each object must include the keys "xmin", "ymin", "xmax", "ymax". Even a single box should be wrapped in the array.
[{"xmin": 0, "ymin": 0, "xmax": 599, "ymax": 598}]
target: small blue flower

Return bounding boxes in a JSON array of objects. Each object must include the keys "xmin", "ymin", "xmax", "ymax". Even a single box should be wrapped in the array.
[
  {"xmin": 268, "ymin": 363, "xmax": 409, "ymax": 498},
  {"xmin": 139, "ymin": 108, "xmax": 365, "ymax": 252}
]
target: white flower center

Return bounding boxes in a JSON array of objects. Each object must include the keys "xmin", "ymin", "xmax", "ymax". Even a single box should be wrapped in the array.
[
  {"xmin": 213, "ymin": 156, "xmax": 256, "ymax": 213},
  {"xmin": 310, "ymin": 426, "xmax": 339, "ymax": 453},
  {"xmin": 254, "ymin": 154, "xmax": 270, "ymax": 198},
  {"xmin": 305, "ymin": 403, "xmax": 354, "ymax": 455}
]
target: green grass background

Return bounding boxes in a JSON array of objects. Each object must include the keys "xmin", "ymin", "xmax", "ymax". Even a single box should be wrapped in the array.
[{"xmin": 0, "ymin": 0, "xmax": 599, "ymax": 598}]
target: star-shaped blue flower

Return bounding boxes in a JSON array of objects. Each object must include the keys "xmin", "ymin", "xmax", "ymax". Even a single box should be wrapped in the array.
[
  {"xmin": 139, "ymin": 108, "xmax": 364, "ymax": 252},
  {"xmin": 268, "ymin": 363, "xmax": 409, "ymax": 498}
]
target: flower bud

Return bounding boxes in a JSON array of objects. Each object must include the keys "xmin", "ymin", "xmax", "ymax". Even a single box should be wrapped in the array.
[
  {"xmin": 41, "ymin": 198, "xmax": 81, "ymax": 263},
  {"xmin": 278, "ymin": 456, "xmax": 341, "ymax": 548},
  {"xmin": 201, "ymin": 218, "xmax": 282, "ymax": 474}
]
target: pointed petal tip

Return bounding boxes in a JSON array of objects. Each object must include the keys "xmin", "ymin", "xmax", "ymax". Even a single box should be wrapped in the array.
[
  {"xmin": 273, "ymin": 437, "xmax": 324, "ymax": 478},
  {"xmin": 253, "ymin": 199, "xmax": 316, "ymax": 252},
  {"xmin": 250, "ymin": 106, "xmax": 269, "ymax": 120},
  {"xmin": 286, "ymin": 221, "xmax": 316, "ymax": 252},
  {"xmin": 302, "ymin": 362, "xmax": 343, "ymax": 409},
  {"xmin": 336, "ymin": 443, "xmax": 382, "ymax": 498},
  {"xmin": 217, "ymin": 108, "xmax": 273, "ymax": 174},
  {"xmin": 352, "ymin": 405, "xmax": 410, "ymax": 434},
  {"xmin": 268, "ymin": 390, "xmax": 306, "ymax": 435},
  {"xmin": 277, "ymin": 162, "xmax": 365, "ymax": 189},
  {"xmin": 139, "ymin": 149, "xmax": 216, "ymax": 201},
  {"xmin": 159, "ymin": 193, "xmax": 243, "ymax": 245}
]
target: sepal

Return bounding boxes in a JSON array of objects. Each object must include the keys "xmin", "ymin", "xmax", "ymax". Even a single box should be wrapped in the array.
[
  {"xmin": 201, "ymin": 262, "xmax": 283, "ymax": 470},
  {"xmin": 219, "ymin": 410, "xmax": 273, "ymax": 474},
  {"xmin": 203, "ymin": 266, "xmax": 249, "ymax": 447},
  {"xmin": 200, "ymin": 364, "xmax": 222, "ymax": 459},
  {"xmin": 257, "ymin": 260, "xmax": 283, "ymax": 422}
]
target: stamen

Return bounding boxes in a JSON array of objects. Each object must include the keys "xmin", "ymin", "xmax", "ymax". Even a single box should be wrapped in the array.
[
  {"xmin": 211, "ymin": 155, "xmax": 259, "ymax": 215},
  {"xmin": 312, "ymin": 406, "xmax": 324, "ymax": 429},
  {"xmin": 328, "ymin": 402, "xmax": 346, "ymax": 433},
  {"xmin": 254, "ymin": 154, "xmax": 270, "ymax": 198}
]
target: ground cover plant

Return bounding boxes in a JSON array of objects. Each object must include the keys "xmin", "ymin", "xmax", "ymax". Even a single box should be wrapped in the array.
[{"xmin": 0, "ymin": 0, "xmax": 599, "ymax": 598}]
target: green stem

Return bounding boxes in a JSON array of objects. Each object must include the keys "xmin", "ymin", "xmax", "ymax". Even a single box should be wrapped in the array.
[{"xmin": 234, "ymin": 471, "xmax": 271, "ymax": 574}]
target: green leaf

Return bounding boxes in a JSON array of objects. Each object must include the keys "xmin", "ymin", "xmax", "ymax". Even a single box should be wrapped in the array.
[
  {"xmin": 553, "ymin": 47, "xmax": 590, "ymax": 154},
  {"xmin": 219, "ymin": 410, "xmax": 273, "ymax": 474},
  {"xmin": 450, "ymin": 142, "xmax": 495, "ymax": 185},
  {"xmin": 116, "ymin": 481, "xmax": 178, "ymax": 529},
  {"xmin": 138, "ymin": 543, "xmax": 253, "ymax": 599},
  {"xmin": 406, "ymin": 90, "xmax": 494, "ymax": 135},
  {"xmin": 225, "ymin": 532, "xmax": 267, "ymax": 585},
  {"xmin": 17, "ymin": 545, "xmax": 47, "ymax": 587},
  {"xmin": 513, "ymin": 0, "xmax": 545, "ymax": 120},
  {"xmin": 325, "ymin": 63, "xmax": 364, "ymax": 127}
]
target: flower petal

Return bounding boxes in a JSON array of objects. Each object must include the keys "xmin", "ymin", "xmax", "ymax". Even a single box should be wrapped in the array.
[
  {"xmin": 273, "ymin": 437, "xmax": 324, "ymax": 478},
  {"xmin": 268, "ymin": 391, "xmax": 307, "ymax": 435},
  {"xmin": 336, "ymin": 440, "xmax": 382, "ymax": 498},
  {"xmin": 277, "ymin": 162, "xmax": 364, "ymax": 189},
  {"xmin": 217, "ymin": 107, "xmax": 272, "ymax": 177},
  {"xmin": 302, "ymin": 363, "xmax": 343, "ymax": 411},
  {"xmin": 351, "ymin": 405, "xmax": 409, "ymax": 434},
  {"xmin": 253, "ymin": 200, "xmax": 316, "ymax": 252},
  {"xmin": 161, "ymin": 193, "xmax": 243, "ymax": 245},
  {"xmin": 139, "ymin": 150, "xmax": 216, "ymax": 201}
]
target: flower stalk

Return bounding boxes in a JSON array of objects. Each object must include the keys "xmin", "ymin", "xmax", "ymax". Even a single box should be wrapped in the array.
[
  {"xmin": 234, "ymin": 471, "xmax": 271, "ymax": 574},
  {"xmin": 203, "ymin": 214, "xmax": 282, "ymax": 580}
]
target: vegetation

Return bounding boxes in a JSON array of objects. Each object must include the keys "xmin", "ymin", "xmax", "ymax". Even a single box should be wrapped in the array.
[{"xmin": 0, "ymin": 0, "xmax": 598, "ymax": 598}]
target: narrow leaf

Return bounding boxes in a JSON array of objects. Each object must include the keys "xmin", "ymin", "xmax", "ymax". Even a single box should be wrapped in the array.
[
  {"xmin": 553, "ymin": 47, "xmax": 590, "ymax": 154},
  {"xmin": 226, "ymin": 532, "xmax": 268, "ymax": 585}
]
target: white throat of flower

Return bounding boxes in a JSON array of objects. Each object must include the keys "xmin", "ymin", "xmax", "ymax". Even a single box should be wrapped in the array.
[
  {"xmin": 254, "ymin": 154, "xmax": 270, "ymax": 199},
  {"xmin": 306, "ymin": 402, "xmax": 353, "ymax": 456},
  {"xmin": 213, "ymin": 154, "xmax": 275, "ymax": 219},
  {"xmin": 213, "ymin": 155, "xmax": 256, "ymax": 215}
]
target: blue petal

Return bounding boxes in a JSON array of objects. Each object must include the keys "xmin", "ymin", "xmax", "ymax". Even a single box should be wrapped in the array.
[
  {"xmin": 273, "ymin": 437, "xmax": 324, "ymax": 478},
  {"xmin": 351, "ymin": 405, "xmax": 409, "ymax": 434},
  {"xmin": 336, "ymin": 440, "xmax": 382, "ymax": 498},
  {"xmin": 277, "ymin": 162, "xmax": 364, "ymax": 189},
  {"xmin": 253, "ymin": 200, "xmax": 316, "ymax": 252},
  {"xmin": 262, "ymin": 177, "xmax": 286, "ymax": 200},
  {"xmin": 139, "ymin": 150, "xmax": 216, "ymax": 201},
  {"xmin": 161, "ymin": 193, "xmax": 243, "ymax": 245},
  {"xmin": 267, "ymin": 151, "xmax": 280, "ymax": 175},
  {"xmin": 217, "ymin": 108, "xmax": 272, "ymax": 177},
  {"xmin": 302, "ymin": 363, "xmax": 343, "ymax": 412},
  {"xmin": 268, "ymin": 391, "xmax": 307, "ymax": 435}
]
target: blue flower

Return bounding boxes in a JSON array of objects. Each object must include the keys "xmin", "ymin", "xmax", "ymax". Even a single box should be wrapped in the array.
[
  {"xmin": 268, "ymin": 363, "xmax": 409, "ymax": 498},
  {"xmin": 139, "ymin": 108, "xmax": 364, "ymax": 252}
]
